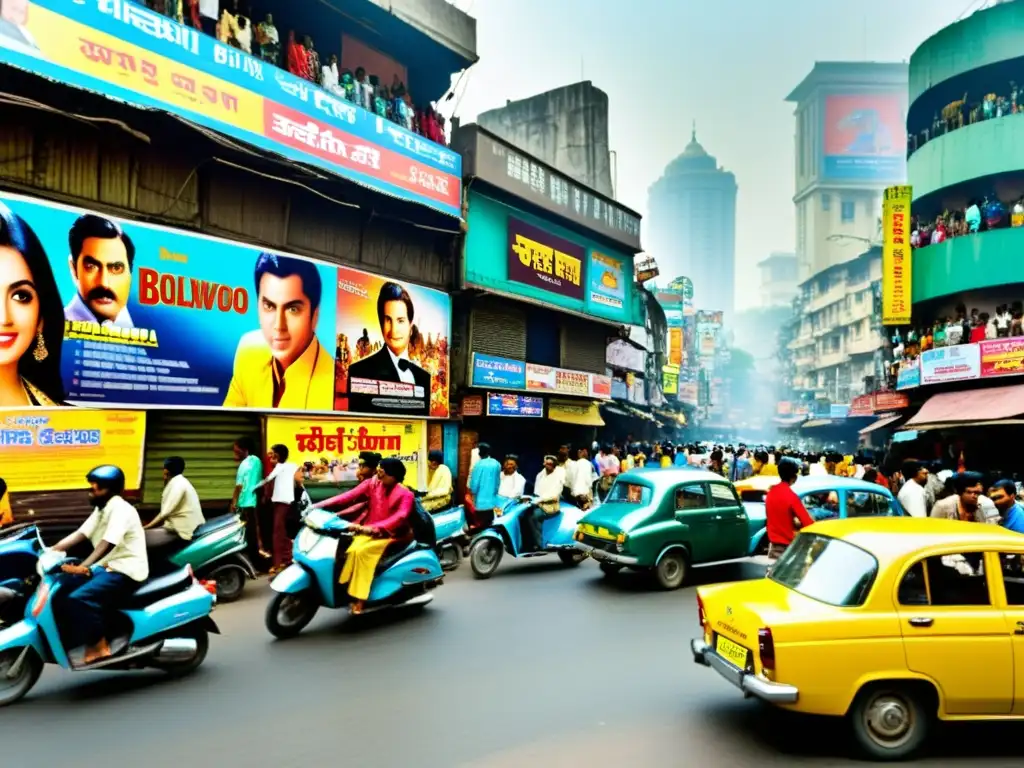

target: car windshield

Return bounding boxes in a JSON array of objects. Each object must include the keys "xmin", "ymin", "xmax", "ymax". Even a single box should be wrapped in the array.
[
  {"xmin": 770, "ymin": 533, "xmax": 878, "ymax": 607},
  {"xmin": 606, "ymin": 482, "xmax": 651, "ymax": 505}
]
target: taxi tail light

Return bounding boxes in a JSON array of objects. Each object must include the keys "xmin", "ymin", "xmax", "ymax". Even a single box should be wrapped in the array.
[
  {"xmin": 758, "ymin": 627, "xmax": 775, "ymax": 672},
  {"xmin": 696, "ymin": 593, "xmax": 707, "ymax": 629}
]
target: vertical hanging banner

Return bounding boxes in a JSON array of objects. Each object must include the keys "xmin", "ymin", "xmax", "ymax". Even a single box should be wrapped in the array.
[{"xmin": 882, "ymin": 185, "xmax": 912, "ymax": 325}]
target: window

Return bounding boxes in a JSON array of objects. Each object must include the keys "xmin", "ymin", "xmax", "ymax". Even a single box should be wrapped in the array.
[
  {"xmin": 841, "ymin": 201, "xmax": 855, "ymax": 223},
  {"xmin": 675, "ymin": 484, "xmax": 708, "ymax": 511},
  {"xmin": 802, "ymin": 491, "xmax": 840, "ymax": 520},
  {"xmin": 709, "ymin": 483, "xmax": 740, "ymax": 509},
  {"xmin": 606, "ymin": 482, "xmax": 650, "ymax": 505},
  {"xmin": 822, "ymin": 193, "xmax": 831, "ymax": 211},
  {"xmin": 771, "ymin": 533, "xmax": 878, "ymax": 607},
  {"xmin": 897, "ymin": 554, "xmax": 989, "ymax": 607},
  {"xmin": 846, "ymin": 491, "xmax": 897, "ymax": 518},
  {"xmin": 1000, "ymin": 553, "xmax": 1024, "ymax": 606}
]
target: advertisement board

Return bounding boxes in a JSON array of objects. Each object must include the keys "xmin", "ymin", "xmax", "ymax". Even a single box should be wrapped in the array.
[
  {"xmin": 467, "ymin": 354, "xmax": 610, "ymax": 400},
  {"xmin": 0, "ymin": 409, "xmax": 145, "ymax": 491},
  {"xmin": 980, "ymin": 338, "xmax": 1024, "ymax": 378},
  {"xmin": 0, "ymin": 0, "xmax": 460, "ymax": 217},
  {"xmin": 265, "ymin": 416, "xmax": 424, "ymax": 488},
  {"xmin": 823, "ymin": 94, "xmax": 907, "ymax": 181},
  {"xmin": 486, "ymin": 393, "xmax": 543, "ymax": 417},
  {"xmin": 589, "ymin": 251, "xmax": 625, "ymax": 311},
  {"xmin": 507, "ymin": 217, "xmax": 585, "ymax": 301},
  {"xmin": 882, "ymin": 185, "xmax": 912, "ymax": 325},
  {"xmin": 470, "ymin": 354, "xmax": 527, "ymax": 389},
  {"xmin": 920, "ymin": 344, "xmax": 981, "ymax": 385},
  {"xmin": 662, "ymin": 365, "xmax": 679, "ymax": 395},
  {"xmin": 896, "ymin": 360, "xmax": 921, "ymax": 390},
  {"xmin": 0, "ymin": 191, "xmax": 450, "ymax": 416},
  {"xmin": 695, "ymin": 310, "xmax": 722, "ymax": 358}
]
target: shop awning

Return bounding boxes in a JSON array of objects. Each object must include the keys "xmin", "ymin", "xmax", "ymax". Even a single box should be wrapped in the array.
[
  {"xmin": 858, "ymin": 413, "xmax": 903, "ymax": 435},
  {"xmin": 905, "ymin": 384, "xmax": 1024, "ymax": 430},
  {"xmin": 548, "ymin": 400, "xmax": 605, "ymax": 427},
  {"xmin": 600, "ymin": 404, "xmax": 631, "ymax": 417}
]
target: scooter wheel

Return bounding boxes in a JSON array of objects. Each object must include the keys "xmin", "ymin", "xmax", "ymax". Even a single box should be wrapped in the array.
[
  {"xmin": 153, "ymin": 626, "xmax": 209, "ymax": 678},
  {"xmin": 0, "ymin": 648, "xmax": 41, "ymax": 707},
  {"xmin": 266, "ymin": 591, "xmax": 319, "ymax": 639},
  {"xmin": 469, "ymin": 539, "xmax": 503, "ymax": 579},
  {"xmin": 208, "ymin": 564, "xmax": 247, "ymax": 603}
]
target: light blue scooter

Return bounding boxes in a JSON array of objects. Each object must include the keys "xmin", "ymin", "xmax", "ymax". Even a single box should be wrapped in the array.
[
  {"xmin": 468, "ymin": 497, "xmax": 589, "ymax": 579},
  {"xmin": 0, "ymin": 529, "xmax": 218, "ymax": 707},
  {"xmin": 431, "ymin": 504, "xmax": 467, "ymax": 572},
  {"xmin": 265, "ymin": 507, "xmax": 444, "ymax": 639}
]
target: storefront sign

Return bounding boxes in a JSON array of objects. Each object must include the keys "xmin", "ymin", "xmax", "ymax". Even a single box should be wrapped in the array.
[
  {"xmin": 469, "ymin": 354, "xmax": 609, "ymax": 399},
  {"xmin": 920, "ymin": 344, "xmax": 981, "ymax": 385},
  {"xmin": 882, "ymin": 185, "xmax": 912, "ymax": 325},
  {"xmin": 662, "ymin": 365, "xmax": 679, "ymax": 395},
  {"xmin": 486, "ymin": 393, "xmax": 543, "ymax": 417},
  {"xmin": 589, "ymin": 252, "xmax": 625, "ymax": 310},
  {"xmin": 470, "ymin": 354, "xmax": 527, "ymax": 389},
  {"xmin": 980, "ymin": 337, "xmax": 1024, "ymax": 378},
  {"xmin": 453, "ymin": 125, "xmax": 641, "ymax": 251},
  {"xmin": 611, "ymin": 379, "xmax": 629, "ymax": 400},
  {"xmin": 0, "ymin": 409, "xmax": 145, "ymax": 492},
  {"xmin": 461, "ymin": 395, "xmax": 484, "ymax": 417},
  {"xmin": 896, "ymin": 360, "xmax": 921, "ymax": 390},
  {"xmin": 873, "ymin": 391, "xmax": 909, "ymax": 410},
  {"xmin": 508, "ymin": 218, "xmax": 585, "ymax": 301},
  {"xmin": 265, "ymin": 416, "xmax": 424, "ymax": 488},
  {"xmin": 0, "ymin": 1, "xmax": 460, "ymax": 217},
  {"xmin": 0, "ymin": 191, "xmax": 451, "ymax": 416},
  {"xmin": 849, "ymin": 395, "xmax": 874, "ymax": 417},
  {"xmin": 606, "ymin": 339, "xmax": 645, "ymax": 372}
]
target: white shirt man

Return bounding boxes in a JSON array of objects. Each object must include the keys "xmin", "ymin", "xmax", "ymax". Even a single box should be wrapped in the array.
[
  {"xmin": 498, "ymin": 468, "xmax": 526, "ymax": 499},
  {"xmin": 78, "ymin": 495, "xmax": 149, "ymax": 583},
  {"xmin": 152, "ymin": 474, "xmax": 205, "ymax": 541},
  {"xmin": 562, "ymin": 457, "xmax": 578, "ymax": 493},
  {"xmin": 264, "ymin": 461, "xmax": 300, "ymax": 504},
  {"xmin": 571, "ymin": 458, "xmax": 597, "ymax": 499},
  {"xmin": 388, "ymin": 348, "xmax": 416, "ymax": 386},
  {"xmin": 534, "ymin": 465, "xmax": 565, "ymax": 502},
  {"xmin": 898, "ymin": 474, "xmax": 929, "ymax": 518}
]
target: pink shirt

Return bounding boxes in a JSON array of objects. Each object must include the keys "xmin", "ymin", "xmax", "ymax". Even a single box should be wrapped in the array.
[
  {"xmin": 597, "ymin": 453, "xmax": 620, "ymax": 476},
  {"xmin": 322, "ymin": 478, "xmax": 414, "ymax": 542}
]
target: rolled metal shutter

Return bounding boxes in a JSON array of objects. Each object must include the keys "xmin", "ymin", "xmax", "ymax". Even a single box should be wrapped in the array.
[
  {"xmin": 142, "ymin": 411, "xmax": 261, "ymax": 506},
  {"xmin": 469, "ymin": 300, "xmax": 527, "ymax": 360},
  {"xmin": 560, "ymin": 317, "xmax": 611, "ymax": 374}
]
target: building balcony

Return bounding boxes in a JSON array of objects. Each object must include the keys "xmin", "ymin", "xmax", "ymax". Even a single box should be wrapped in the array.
[
  {"xmin": 804, "ymin": 285, "xmax": 847, "ymax": 314},
  {"xmin": 839, "ymin": 299, "xmax": 874, "ymax": 325},
  {"xmin": 912, "ymin": 226, "xmax": 1024, "ymax": 304},
  {"xmin": 809, "ymin": 350, "xmax": 851, "ymax": 371},
  {"xmin": 847, "ymin": 335, "xmax": 882, "ymax": 357},
  {"xmin": 788, "ymin": 333, "xmax": 815, "ymax": 351}
]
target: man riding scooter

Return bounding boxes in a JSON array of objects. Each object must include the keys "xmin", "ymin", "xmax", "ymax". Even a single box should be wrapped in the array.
[
  {"xmin": 143, "ymin": 457, "xmax": 205, "ymax": 558},
  {"xmin": 421, "ymin": 450, "xmax": 452, "ymax": 512},
  {"xmin": 50, "ymin": 465, "xmax": 149, "ymax": 665},
  {"xmin": 520, "ymin": 455, "xmax": 565, "ymax": 552}
]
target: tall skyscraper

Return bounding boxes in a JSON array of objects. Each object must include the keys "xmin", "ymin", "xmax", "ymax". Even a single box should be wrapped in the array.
[{"xmin": 646, "ymin": 127, "xmax": 737, "ymax": 320}]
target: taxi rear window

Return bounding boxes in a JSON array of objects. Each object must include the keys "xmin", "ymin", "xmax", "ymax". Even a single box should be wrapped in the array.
[
  {"xmin": 770, "ymin": 533, "xmax": 878, "ymax": 607},
  {"xmin": 606, "ymin": 482, "xmax": 650, "ymax": 504}
]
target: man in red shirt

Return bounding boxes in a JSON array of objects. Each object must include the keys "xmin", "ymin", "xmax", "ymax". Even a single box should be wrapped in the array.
[{"xmin": 764, "ymin": 459, "xmax": 815, "ymax": 561}]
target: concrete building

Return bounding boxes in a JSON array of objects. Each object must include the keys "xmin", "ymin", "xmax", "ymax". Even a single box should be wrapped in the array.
[
  {"xmin": 646, "ymin": 128, "xmax": 737, "ymax": 320},
  {"xmin": 476, "ymin": 81, "xmax": 614, "ymax": 198},
  {"xmin": 757, "ymin": 251, "xmax": 798, "ymax": 308}
]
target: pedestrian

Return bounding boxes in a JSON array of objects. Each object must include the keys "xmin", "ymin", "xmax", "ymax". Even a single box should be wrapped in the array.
[
  {"xmin": 256, "ymin": 444, "xmax": 300, "ymax": 576},
  {"xmin": 897, "ymin": 460, "xmax": 930, "ymax": 518},
  {"xmin": 930, "ymin": 472, "xmax": 999, "ymax": 523},
  {"xmin": 988, "ymin": 479, "xmax": 1024, "ymax": 533},
  {"xmin": 231, "ymin": 436, "xmax": 270, "ymax": 564},
  {"xmin": 557, "ymin": 444, "xmax": 576, "ymax": 502},
  {"xmin": 467, "ymin": 442, "xmax": 501, "ymax": 528},
  {"xmin": 571, "ymin": 447, "xmax": 598, "ymax": 509},
  {"xmin": 764, "ymin": 459, "xmax": 815, "ymax": 562}
]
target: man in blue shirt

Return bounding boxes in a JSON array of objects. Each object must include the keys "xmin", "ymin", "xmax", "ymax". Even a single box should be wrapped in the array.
[
  {"xmin": 988, "ymin": 479, "xmax": 1024, "ymax": 533},
  {"xmin": 468, "ymin": 442, "xmax": 501, "ymax": 528}
]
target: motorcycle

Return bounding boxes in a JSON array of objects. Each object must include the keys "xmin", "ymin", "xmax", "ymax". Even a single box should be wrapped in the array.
[
  {"xmin": 431, "ymin": 504, "xmax": 468, "ymax": 572},
  {"xmin": 0, "ymin": 527, "xmax": 217, "ymax": 707},
  {"xmin": 151, "ymin": 514, "xmax": 256, "ymax": 603},
  {"xmin": 468, "ymin": 497, "xmax": 588, "ymax": 579},
  {"xmin": 264, "ymin": 506, "xmax": 444, "ymax": 639}
]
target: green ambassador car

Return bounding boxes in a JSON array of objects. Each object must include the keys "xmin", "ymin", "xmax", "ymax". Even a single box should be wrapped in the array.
[{"xmin": 572, "ymin": 468, "xmax": 750, "ymax": 589}]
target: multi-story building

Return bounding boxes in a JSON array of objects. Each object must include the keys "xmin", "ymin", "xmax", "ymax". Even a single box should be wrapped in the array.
[
  {"xmin": 646, "ymin": 129, "xmax": 737, "ymax": 320},
  {"xmin": 783, "ymin": 62, "xmax": 907, "ymax": 410},
  {"xmin": 757, "ymin": 251, "xmax": 798, "ymax": 308}
]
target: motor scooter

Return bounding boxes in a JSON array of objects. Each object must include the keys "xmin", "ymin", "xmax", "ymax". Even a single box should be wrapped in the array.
[
  {"xmin": 0, "ymin": 527, "xmax": 218, "ymax": 706},
  {"xmin": 265, "ymin": 506, "xmax": 444, "ymax": 639},
  {"xmin": 468, "ymin": 497, "xmax": 588, "ymax": 579},
  {"xmin": 150, "ymin": 514, "xmax": 256, "ymax": 602},
  {"xmin": 431, "ymin": 504, "xmax": 467, "ymax": 572}
]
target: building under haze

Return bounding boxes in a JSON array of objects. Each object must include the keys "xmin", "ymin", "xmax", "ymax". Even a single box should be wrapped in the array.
[
  {"xmin": 757, "ymin": 252, "xmax": 798, "ymax": 308},
  {"xmin": 784, "ymin": 61, "xmax": 907, "ymax": 409},
  {"xmin": 476, "ymin": 81, "xmax": 614, "ymax": 198},
  {"xmin": 646, "ymin": 128, "xmax": 737, "ymax": 320}
]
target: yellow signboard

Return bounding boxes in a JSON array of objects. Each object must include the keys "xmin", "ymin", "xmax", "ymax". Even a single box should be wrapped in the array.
[
  {"xmin": 0, "ymin": 409, "xmax": 146, "ymax": 493},
  {"xmin": 265, "ymin": 417, "xmax": 426, "ymax": 489},
  {"xmin": 882, "ymin": 185, "xmax": 913, "ymax": 325}
]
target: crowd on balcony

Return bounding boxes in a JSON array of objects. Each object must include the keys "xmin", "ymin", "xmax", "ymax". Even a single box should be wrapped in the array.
[
  {"xmin": 912, "ymin": 194, "xmax": 1024, "ymax": 249},
  {"xmin": 141, "ymin": 0, "xmax": 449, "ymax": 145},
  {"xmin": 907, "ymin": 83, "xmax": 1022, "ymax": 157}
]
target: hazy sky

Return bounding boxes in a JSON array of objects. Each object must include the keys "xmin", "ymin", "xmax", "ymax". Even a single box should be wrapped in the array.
[{"xmin": 448, "ymin": 0, "xmax": 973, "ymax": 305}]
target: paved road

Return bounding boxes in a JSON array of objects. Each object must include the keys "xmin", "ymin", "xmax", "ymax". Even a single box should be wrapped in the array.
[{"xmin": 0, "ymin": 558, "xmax": 1021, "ymax": 767}]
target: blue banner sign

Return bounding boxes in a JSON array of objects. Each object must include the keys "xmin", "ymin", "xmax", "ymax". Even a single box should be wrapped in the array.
[
  {"xmin": 486, "ymin": 393, "xmax": 543, "ymax": 417},
  {"xmin": 471, "ymin": 353, "xmax": 527, "ymax": 389}
]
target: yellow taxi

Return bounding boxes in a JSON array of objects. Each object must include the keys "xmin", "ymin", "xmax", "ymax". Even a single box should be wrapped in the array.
[{"xmin": 691, "ymin": 517, "xmax": 1024, "ymax": 761}]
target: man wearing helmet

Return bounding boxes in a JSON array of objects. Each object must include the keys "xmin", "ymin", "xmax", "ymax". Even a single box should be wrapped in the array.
[{"xmin": 51, "ymin": 465, "xmax": 148, "ymax": 665}]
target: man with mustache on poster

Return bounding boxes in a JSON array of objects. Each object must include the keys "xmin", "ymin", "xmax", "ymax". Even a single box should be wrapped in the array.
[
  {"xmin": 347, "ymin": 281, "xmax": 430, "ymax": 415},
  {"xmin": 64, "ymin": 214, "xmax": 136, "ymax": 329},
  {"xmin": 223, "ymin": 252, "xmax": 334, "ymax": 410}
]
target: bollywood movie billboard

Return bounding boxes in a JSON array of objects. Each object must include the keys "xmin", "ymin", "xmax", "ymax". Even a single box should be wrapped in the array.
[
  {"xmin": 265, "ymin": 416, "xmax": 424, "ymax": 489},
  {"xmin": 822, "ymin": 93, "xmax": 907, "ymax": 181},
  {"xmin": 0, "ymin": 0, "xmax": 460, "ymax": 217},
  {"xmin": 0, "ymin": 191, "xmax": 450, "ymax": 416},
  {"xmin": 0, "ymin": 409, "xmax": 146, "ymax": 492}
]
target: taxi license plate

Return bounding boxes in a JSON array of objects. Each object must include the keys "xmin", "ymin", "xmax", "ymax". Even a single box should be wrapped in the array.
[{"xmin": 715, "ymin": 635, "xmax": 749, "ymax": 668}]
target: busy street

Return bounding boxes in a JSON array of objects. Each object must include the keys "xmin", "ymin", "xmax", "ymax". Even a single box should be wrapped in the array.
[{"xmin": 0, "ymin": 558, "xmax": 1016, "ymax": 767}]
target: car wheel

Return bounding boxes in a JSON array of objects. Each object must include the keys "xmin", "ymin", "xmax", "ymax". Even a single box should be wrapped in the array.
[
  {"xmin": 654, "ymin": 551, "xmax": 688, "ymax": 590},
  {"xmin": 849, "ymin": 683, "xmax": 931, "ymax": 761},
  {"xmin": 599, "ymin": 562, "xmax": 622, "ymax": 578}
]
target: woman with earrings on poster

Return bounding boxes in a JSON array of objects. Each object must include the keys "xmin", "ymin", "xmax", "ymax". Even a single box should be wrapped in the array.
[{"xmin": 0, "ymin": 201, "xmax": 66, "ymax": 407}]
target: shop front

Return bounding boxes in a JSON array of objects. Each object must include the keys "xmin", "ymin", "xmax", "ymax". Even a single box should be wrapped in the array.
[{"xmin": 0, "ymin": 190, "xmax": 452, "ymax": 520}]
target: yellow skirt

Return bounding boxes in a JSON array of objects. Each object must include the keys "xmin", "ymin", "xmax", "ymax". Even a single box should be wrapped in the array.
[{"xmin": 339, "ymin": 535, "xmax": 392, "ymax": 600}]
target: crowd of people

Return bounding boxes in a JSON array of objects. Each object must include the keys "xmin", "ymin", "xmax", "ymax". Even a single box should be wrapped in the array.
[
  {"xmin": 141, "ymin": 0, "xmax": 449, "ymax": 145},
  {"xmin": 912, "ymin": 196, "xmax": 1024, "ymax": 251},
  {"xmin": 907, "ymin": 83, "xmax": 1023, "ymax": 158}
]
